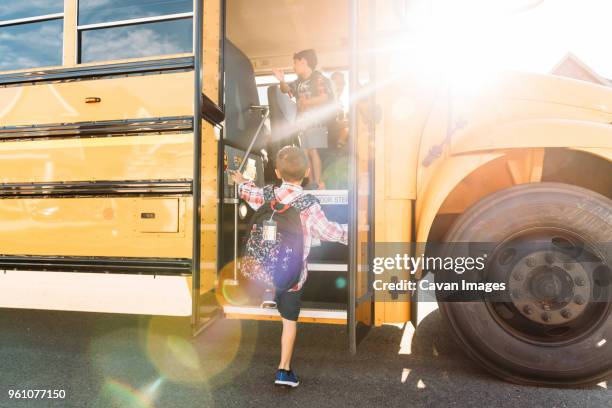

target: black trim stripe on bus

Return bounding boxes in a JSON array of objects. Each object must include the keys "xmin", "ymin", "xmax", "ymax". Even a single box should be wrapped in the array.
[
  {"xmin": 0, "ymin": 180, "xmax": 192, "ymax": 198},
  {"xmin": 201, "ymin": 92, "xmax": 225, "ymax": 126},
  {"xmin": 0, "ymin": 255, "xmax": 192, "ymax": 275},
  {"xmin": 0, "ymin": 57, "xmax": 195, "ymax": 87},
  {"xmin": 0, "ymin": 116, "xmax": 194, "ymax": 142}
]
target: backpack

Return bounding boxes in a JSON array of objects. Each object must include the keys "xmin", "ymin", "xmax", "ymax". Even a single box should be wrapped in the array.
[{"xmin": 240, "ymin": 185, "xmax": 319, "ymax": 292}]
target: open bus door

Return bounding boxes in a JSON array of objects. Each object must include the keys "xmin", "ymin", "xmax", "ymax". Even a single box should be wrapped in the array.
[
  {"xmin": 348, "ymin": 0, "xmax": 376, "ymax": 353},
  {"xmin": 221, "ymin": 0, "xmax": 378, "ymax": 337},
  {"xmin": 219, "ymin": 38, "xmax": 351, "ymax": 325},
  {"xmin": 191, "ymin": 0, "xmax": 226, "ymax": 335}
]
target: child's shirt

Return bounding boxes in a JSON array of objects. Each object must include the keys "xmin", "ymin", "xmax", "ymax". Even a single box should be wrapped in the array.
[
  {"xmin": 238, "ymin": 180, "xmax": 348, "ymax": 291},
  {"xmin": 289, "ymin": 70, "xmax": 335, "ymax": 126}
]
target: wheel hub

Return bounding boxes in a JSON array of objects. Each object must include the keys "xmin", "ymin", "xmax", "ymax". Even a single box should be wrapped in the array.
[{"xmin": 509, "ymin": 250, "xmax": 590, "ymax": 325}]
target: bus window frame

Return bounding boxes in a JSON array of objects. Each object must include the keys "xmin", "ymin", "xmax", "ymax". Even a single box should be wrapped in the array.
[
  {"xmin": 0, "ymin": 1, "xmax": 200, "ymax": 76},
  {"xmin": 75, "ymin": 0, "xmax": 195, "ymax": 65},
  {"xmin": 254, "ymin": 70, "xmax": 350, "ymax": 115},
  {"xmin": 0, "ymin": 10, "xmax": 65, "ymax": 72}
]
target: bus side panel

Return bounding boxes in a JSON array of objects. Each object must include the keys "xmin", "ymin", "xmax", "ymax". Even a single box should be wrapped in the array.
[
  {"xmin": 0, "ymin": 134, "xmax": 192, "ymax": 183},
  {"xmin": 0, "ymin": 271, "xmax": 192, "ymax": 316},
  {"xmin": 0, "ymin": 72, "xmax": 193, "ymax": 127},
  {"xmin": 0, "ymin": 134, "xmax": 194, "ymax": 259},
  {"xmin": 372, "ymin": 73, "xmax": 415, "ymax": 325},
  {"xmin": 0, "ymin": 196, "xmax": 192, "ymax": 258}
]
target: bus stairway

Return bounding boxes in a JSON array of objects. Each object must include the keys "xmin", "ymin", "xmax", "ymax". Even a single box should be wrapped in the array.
[
  {"xmin": 222, "ymin": 189, "xmax": 349, "ymax": 322},
  {"xmin": 301, "ymin": 189, "xmax": 349, "ymax": 308}
]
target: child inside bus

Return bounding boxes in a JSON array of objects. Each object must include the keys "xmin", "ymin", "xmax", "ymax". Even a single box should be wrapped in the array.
[
  {"xmin": 272, "ymin": 49, "xmax": 335, "ymax": 190},
  {"xmin": 229, "ymin": 146, "xmax": 347, "ymax": 388}
]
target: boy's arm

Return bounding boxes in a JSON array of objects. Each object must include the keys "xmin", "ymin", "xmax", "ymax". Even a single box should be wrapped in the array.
[
  {"xmin": 237, "ymin": 181, "xmax": 264, "ymax": 210},
  {"xmin": 279, "ymin": 80, "xmax": 293, "ymax": 96},
  {"xmin": 272, "ymin": 68, "xmax": 294, "ymax": 97},
  {"xmin": 307, "ymin": 204, "xmax": 348, "ymax": 245},
  {"xmin": 229, "ymin": 170, "xmax": 264, "ymax": 210}
]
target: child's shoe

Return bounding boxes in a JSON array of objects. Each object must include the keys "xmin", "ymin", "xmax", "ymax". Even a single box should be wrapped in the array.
[
  {"xmin": 275, "ymin": 369, "xmax": 299, "ymax": 387},
  {"xmin": 261, "ymin": 288, "xmax": 277, "ymax": 309}
]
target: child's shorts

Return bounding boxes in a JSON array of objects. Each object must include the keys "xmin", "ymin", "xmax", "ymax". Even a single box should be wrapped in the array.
[{"xmin": 275, "ymin": 289, "xmax": 303, "ymax": 321}]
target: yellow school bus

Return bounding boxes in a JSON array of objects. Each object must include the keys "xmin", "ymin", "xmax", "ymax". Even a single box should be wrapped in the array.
[{"xmin": 0, "ymin": 0, "xmax": 610, "ymax": 386}]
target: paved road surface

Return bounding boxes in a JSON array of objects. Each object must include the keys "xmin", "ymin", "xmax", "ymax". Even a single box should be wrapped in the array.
[{"xmin": 0, "ymin": 308, "xmax": 609, "ymax": 408}]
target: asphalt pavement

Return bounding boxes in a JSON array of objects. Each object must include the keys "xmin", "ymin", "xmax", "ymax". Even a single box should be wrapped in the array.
[{"xmin": 0, "ymin": 307, "xmax": 609, "ymax": 408}]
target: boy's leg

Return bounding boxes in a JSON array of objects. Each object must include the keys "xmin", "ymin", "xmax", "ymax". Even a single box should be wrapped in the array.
[
  {"xmin": 303, "ymin": 148, "xmax": 313, "ymax": 186},
  {"xmin": 275, "ymin": 289, "xmax": 302, "ymax": 371},
  {"xmin": 279, "ymin": 318, "xmax": 297, "ymax": 370},
  {"xmin": 308, "ymin": 148, "xmax": 324, "ymax": 188}
]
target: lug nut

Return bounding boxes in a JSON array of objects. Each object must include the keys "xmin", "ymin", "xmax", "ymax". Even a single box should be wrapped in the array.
[
  {"xmin": 541, "ymin": 313, "xmax": 551, "ymax": 322},
  {"xmin": 574, "ymin": 296, "xmax": 585, "ymax": 305},
  {"xmin": 561, "ymin": 309, "xmax": 572, "ymax": 319},
  {"xmin": 526, "ymin": 257, "xmax": 536, "ymax": 267},
  {"xmin": 575, "ymin": 277, "xmax": 585, "ymax": 287},
  {"xmin": 523, "ymin": 305, "xmax": 533, "ymax": 315},
  {"xmin": 513, "ymin": 272, "xmax": 524, "ymax": 281}
]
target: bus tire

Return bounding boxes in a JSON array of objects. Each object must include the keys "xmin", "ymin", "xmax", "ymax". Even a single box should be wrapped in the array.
[{"xmin": 438, "ymin": 182, "xmax": 612, "ymax": 386}]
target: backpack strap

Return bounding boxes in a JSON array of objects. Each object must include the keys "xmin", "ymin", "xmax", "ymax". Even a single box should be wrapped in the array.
[{"xmin": 291, "ymin": 193, "xmax": 319, "ymax": 212}]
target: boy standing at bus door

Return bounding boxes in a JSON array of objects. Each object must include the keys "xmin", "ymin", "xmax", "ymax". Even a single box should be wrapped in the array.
[
  {"xmin": 272, "ymin": 49, "xmax": 335, "ymax": 190},
  {"xmin": 229, "ymin": 146, "xmax": 347, "ymax": 388}
]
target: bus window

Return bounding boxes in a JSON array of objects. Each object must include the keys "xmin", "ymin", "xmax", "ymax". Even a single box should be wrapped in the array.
[
  {"xmin": 0, "ymin": 1, "xmax": 64, "ymax": 71},
  {"xmin": 78, "ymin": 0, "xmax": 192, "ymax": 25},
  {"xmin": 255, "ymin": 71, "xmax": 348, "ymax": 117},
  {"xmin": 77, "ymin": 0, "xmax": 193, "ymax": 63},
  {"xmin": 0, "ymin": 1, "xmax": 63, "ymax": 20},
  {"xmin": 255, "ymin": 74, "xmax": 297, "ymax": 106}
]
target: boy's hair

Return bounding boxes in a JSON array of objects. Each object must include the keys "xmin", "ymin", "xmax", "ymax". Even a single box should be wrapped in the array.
[
  {"xmin": 293, "ymin": 49, "xmax": 318, "ymax": 70},
  {"xmin": 276, "ymin": 146, "xmax": 308, "ymax": 182}
]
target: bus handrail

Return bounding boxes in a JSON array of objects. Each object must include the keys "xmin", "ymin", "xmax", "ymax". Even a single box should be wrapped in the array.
[
  {"xmin": 236, "ymin": 105, "xmax": 270, "ymax": 172},
  {"xmin": 229, "ymin": 105, "xmax": 270, "ymax": 286}
]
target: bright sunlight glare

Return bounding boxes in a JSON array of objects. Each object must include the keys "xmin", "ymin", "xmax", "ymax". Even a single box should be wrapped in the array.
[{"xmin": 388, "ymin": 0, "xmax": 611, "ymax": 87}]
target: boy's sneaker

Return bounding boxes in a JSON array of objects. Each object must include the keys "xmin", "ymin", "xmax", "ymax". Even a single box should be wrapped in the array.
[
  {"xmin": 275, "ymin": 369, "xmax": 299, "ymax": 388},
  {"xmin": 261, "ymin": 289, "xmax": 277, "ymax": 309}
]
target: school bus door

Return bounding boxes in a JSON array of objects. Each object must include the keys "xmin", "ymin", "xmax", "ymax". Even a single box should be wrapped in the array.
[{"xmin": 348, "ymin": 0, "xmax": 376, "ymax": 353}]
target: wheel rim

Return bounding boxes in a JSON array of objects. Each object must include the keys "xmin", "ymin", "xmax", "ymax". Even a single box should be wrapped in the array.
[{"xmin": 484, "ymin": 227, "xmax": 611, "ymax": 346}]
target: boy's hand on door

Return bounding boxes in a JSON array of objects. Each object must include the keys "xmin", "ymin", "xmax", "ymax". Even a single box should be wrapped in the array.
[{"xmin": 228, "ymin": 170, "xmax": 248, "ymax": 184}]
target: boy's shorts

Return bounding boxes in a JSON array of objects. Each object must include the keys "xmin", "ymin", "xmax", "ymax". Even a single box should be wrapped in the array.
[{"xmin": 275, "ymin": 289, "xmax": 303, "ymax": 321}]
